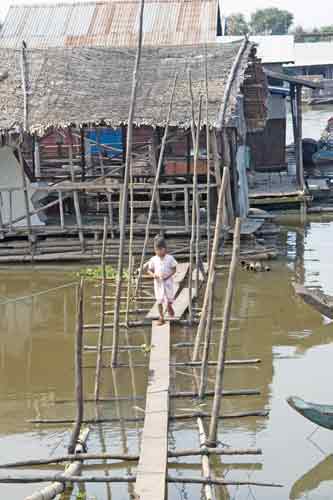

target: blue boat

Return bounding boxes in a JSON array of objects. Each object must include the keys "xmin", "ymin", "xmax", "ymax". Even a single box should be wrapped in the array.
[{"xmin": 287, "ymin": 396, "xmax": 333, "ymax": 430}]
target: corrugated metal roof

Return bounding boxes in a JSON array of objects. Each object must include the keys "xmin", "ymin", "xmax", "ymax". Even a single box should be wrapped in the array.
[
  {"xmin": 0, "ymin": 0, "xmax": 219, "ymax": 48},
  {"xmin": 219, "ymin": 35, "xmax": 295, "ymax": 64},
  {"xmin": 292, "ymin": 42, "xmax": 333, "ymax": 67}
]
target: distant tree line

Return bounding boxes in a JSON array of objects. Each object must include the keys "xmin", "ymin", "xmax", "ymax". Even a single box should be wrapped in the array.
[
  {"xmin": 225, "ymin": 8, "xmax": 294, "ymax": 36},
  {"xmin": 226, "ymin": 7, "xmax": 333, "ymax": 41}
]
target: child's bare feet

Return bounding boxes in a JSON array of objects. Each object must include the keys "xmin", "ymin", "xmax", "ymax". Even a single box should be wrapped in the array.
[
  {"xmin": 157, "ymin": 318, "xmax": 165, "ymax": 326},
  {"xmin": 167, "ymin": 303, "xmax": 175, "ymax": 318}
]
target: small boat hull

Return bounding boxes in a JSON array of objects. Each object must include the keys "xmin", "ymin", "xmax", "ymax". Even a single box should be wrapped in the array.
[
  {"xmin": 287, "ymin": 396, "xmax": 333, "ymax": 430},
  {"xmin": 313, "ymin": 149, "xmax": 333, "ymax": 166}
]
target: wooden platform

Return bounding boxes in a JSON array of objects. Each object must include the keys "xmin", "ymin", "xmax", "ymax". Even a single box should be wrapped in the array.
[{"xmin": 135, "ymin": 321, "xmax": 170, "ymax": 500}]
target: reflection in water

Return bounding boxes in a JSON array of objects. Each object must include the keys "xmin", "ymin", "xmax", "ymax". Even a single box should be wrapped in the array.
[
  {"xmin": 2, "ymin": 222, "xmax": 333, "ymax": 498},
  {"xmin": 290, "ymin": 454, "xmax": 333, "ymax": 500}
]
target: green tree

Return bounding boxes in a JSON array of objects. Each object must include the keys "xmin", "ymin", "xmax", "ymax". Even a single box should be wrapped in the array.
[
  {"xmin": 251, "ymin": 8, "xmax": 293, "ymax": 35},
  {"xmin": 320, "ymin": 25, "xmax": 333, "ymax": 33},
  {"xmin": 226, "ymin": 13, "xmax": 249, "ymax": 36}
]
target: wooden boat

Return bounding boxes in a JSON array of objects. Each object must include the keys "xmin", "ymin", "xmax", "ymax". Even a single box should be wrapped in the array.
[
  {"xmin": 287, "ymin": 396, "xmax": 333, "ymax": 430},
  {"xmin": 293, "ymin": 283, "xmax": 333, "ymax": 319},
  {"xmin": 313, "ymin": 117, "xmax": 333, "ymax": 166}
]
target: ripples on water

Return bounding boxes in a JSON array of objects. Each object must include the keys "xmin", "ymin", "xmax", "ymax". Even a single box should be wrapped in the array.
[{"xmin": 2, "ymin": 221, "xmax": 333, "ymax": 499}]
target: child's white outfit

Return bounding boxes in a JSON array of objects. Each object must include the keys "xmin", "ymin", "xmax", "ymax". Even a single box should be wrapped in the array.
[{"xmin": 148, "ymin": 254, "xmax": 177, "ymax": 305}]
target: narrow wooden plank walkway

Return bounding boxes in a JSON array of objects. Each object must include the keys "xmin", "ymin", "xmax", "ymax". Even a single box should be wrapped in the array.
[
  {"xmin": 135, "ymin": 321, "xmax": 170, "ymax": 500},
  {"xmin": 146, "ymin": 263, "xmax": 189, "ymax": 320}
]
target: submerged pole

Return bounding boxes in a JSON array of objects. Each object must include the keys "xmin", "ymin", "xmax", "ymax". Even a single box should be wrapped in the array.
[
  {"xmin": 207, "ymin": 218, "xmax": 241, "ymax": 446},
  {"xmin": 68, "ymin": 278, "xmax": 85, "ymax": 454},
  {"xmin": 112, "ymin": 0, "xmax": 145, "ymax": 366},
  {"xmin": 192, "ymin": 167, "xmax": 230, "ymax": 360},
  {"xmin": 94, "ymin": 218, "xmax": 108, "ymax": 401}
]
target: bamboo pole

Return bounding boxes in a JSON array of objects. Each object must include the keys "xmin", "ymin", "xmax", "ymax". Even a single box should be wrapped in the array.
[
  {"xmin": 134, "ymin": 72, "xmax": 178, "ymax": 297},
  {"xmin": 207, "ymin": 218, "xmax": 241, "ymax": 446},
  {"xmin": 3, "ymin": 474, "xmax": 283, "ymax": 488},
  {"xmin": 25, "ymin": 427, "xmax": 90, "ymax": 500},
  {"xmin": 29, "ymin": 409, "xmax": 267, "ymax": 425},
  {"xmin": 58, "ymin": 191, "xmax": 65, "ymax": 229},
  {"xmin": 9, "ymin": 191, "xmax": 13, "ymax": 230},
  {"xmin": 17, "ymin": 145, "xmax": 33, "ymax": 245},
  {"xmin": 149, "ymin": 134, "xmax": 163, "ymax": 232},
  {"xmin": 112, "ymin": 0, "xmax": 145, "ymax": 366},
  {"xmin": 192, "ymin": 167, "xmax": 230, "ymax": 360},
  {"xmin": 94, "ymin": 218, "xmax": 108, "ymax": 401},
  {"xmin": 205, "ymin": 55, "xmax": 211, "ymax": 260},
  {"xmin": 68, "ymin": 138, "xmax": 85, "ymax": 251},
  {"xmin": 20, "ymin": 41, "xmax": 29, "ymax": 131},
  {"xmin": 0, "ymin": 447, "xmax": 261, "ymax": 469},
  {"xmin": 125, "ymin": 147, "xmax": 135, "ymax": 324},
  {"xmin": 68, "ymin": 279, "xmax": 84, "ymax": 454},
  {"xmin": 198, "ymin": 271, "xmax": 215, "ymax": 399},
  {"xmin": 0, "ymin": 197, "xmax": 4, "ymax": 240}
]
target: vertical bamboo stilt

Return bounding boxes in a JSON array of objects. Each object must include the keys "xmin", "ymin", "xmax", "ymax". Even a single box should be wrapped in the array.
[
  {"xmin": 17, "ymin": 145, "xmax": 34, "ymax": 246},
  {"xmin": 198, "ymin": 271, "xmax": 215, "ymax": 399},
  {"xmin": 106, "ymin": 192, "xmax": 114, "ymax": 238},
  {"xmin": 134, "ymin": 73, "xmax": 178, "ymax": 297},
  {"xmin": 184, "ymin": 186, "xmax": 189, "ymax": 231},
  {"xmin": 188, "ymin": 77, "xmax": 202, "ymax": 320},
  {"xmin": 205, "ymin": 49, "xmax": 211, "ymax": 260},
  {"xmin": 58, "ymin": 191, "xmax": 65, "ymax": 230},
  {"xmin": 0, "ymin": 196, "xmax": 4, "ymax": 240},
  {"xmin": 192, "ymin": 167, "xmax": 230, "ymax": 361},
  {"xmin": 149, "ymin": 135, "xmax": 163, "ymax": 233},
  {"xmin": 207, "ymin": 218, "xmax": 241, "ymax": 447},
  {"xmin": 68, "ymin": 139, "xmax": 85, "ymax": 251},
  {"xmin": 94, "ymin": 218, "xmax": 108, "ymax": 401},
  {"xmin": 125, "ymin": 153, "xmax": 134, "ymax": 325},
  {"xmin": 9, "ymin": 191, "xmax": 13, "ymax": 231},
  {"xmin": 68, "ymin": 278, "xmax": 84, "ymax": 454},
  {"xmin": 112, "ymin": 0, "xmax": 145, "ymax": 367}
]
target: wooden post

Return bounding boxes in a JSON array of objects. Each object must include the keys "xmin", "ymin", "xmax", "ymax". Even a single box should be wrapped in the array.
[
  {"xmin": 80, "ymin": 127, "xmax": 86, "ymax": 182},
  {"xmin": 211, "ymin": 131, "xmax": 222, "ymax": 187},
  {"xmin": 125, "ymin": 153, "xmax": 134, "ymax": 324},
  {"xmin": 192, "ymin": 167, "xmax": 230, "ymax": 361},
  {"xmin": 68, "ymin": 278, "xmax": 84, "ymax": 454},
  {"xmin": 0, "ymin": 195, "xmax": 4, "ymax": 240},
  {"xmin": 9, "ymin": 191, "xmax": 13, "ymax": 231},
  {"xmin": 194, "ymin": 100, "xmax": 202, "ymax": 296},
  {"xmin": 205, "ymin": 53, "xmax": 212, "ymax": 258},
  {"xmin": 17, "ymin": 145, "xmax": 34, "ymax": 245},
  {"xmin": 20, "ymin": 41, "xmax": 29, "ymax": 131},
  {"xmin": 106, "ymin": 192, "xmax": 114, "ymax": 238},
  {"xmin": 290, "ymin": 84, "xmax": 299, "ymax": 181},
  {"xmin": 207, "ymin": 218, "xmax": 241, "ymax": 446},
  {"xmin": 112, "ymin": 0, "xmax": 145, "ymax": 367},
  {"xmin": 198, "ymin": 271, "xmax": 215, "ymax": 399},
  {"xmin": 68, "ymin": 136, "xmax": 85, "ymax": 251},
  {"xmin": 149, "ymin": 134, "xmax": 163, "ymax": 232},
  {"xmin": 134, "ymin": 73, "xmax": 178, "ymax": 297},
  {"xmin": 94, "ymin": 219, "xmax": 108, "ymax": 401},
  {"xmin": 296, "ymin": 84, "xmax": 305, "ymax": 192},
  {"xmin": 58, "ymin": 191, "xmax": 65, "ymax": 229},
  {"xmin": 34, "ymin": 136, "xmax": 41, "ymax": 179},
  {"xmin": 184, "ymin": 187, "xmax": 190, "ymax": 231}
]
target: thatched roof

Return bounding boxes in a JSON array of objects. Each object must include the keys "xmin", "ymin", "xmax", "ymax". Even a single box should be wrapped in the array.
[{"xmin": 0, "ymin": 40, "xmax": 251, "ymax": 134}]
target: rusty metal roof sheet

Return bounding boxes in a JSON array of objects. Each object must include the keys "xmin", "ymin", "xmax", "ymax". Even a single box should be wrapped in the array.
[{"xmin": 0, "ymin": 0, "xmax": 220, "ymax": 48}]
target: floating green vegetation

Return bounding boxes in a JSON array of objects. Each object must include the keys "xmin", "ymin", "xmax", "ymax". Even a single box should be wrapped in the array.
[{"xmin": 75, "ymin": 265, "xmax": 130, "ymax": 282}]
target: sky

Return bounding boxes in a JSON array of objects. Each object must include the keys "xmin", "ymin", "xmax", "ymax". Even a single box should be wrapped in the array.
[{"xmin": 0, "ymin": 0, "xmax": 332, "ymax": 29}]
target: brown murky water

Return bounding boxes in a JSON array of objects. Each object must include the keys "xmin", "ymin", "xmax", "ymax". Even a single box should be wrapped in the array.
[
  {"xmin": 2, "ymin": 106, "xmax": 333, "ymax": 499},
  {"xmin": 1, "ymin": 221, "xmax": 333, "ymax": 499}
]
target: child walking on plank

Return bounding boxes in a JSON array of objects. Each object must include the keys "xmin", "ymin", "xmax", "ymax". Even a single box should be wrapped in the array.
[{"xmin": 147, "ymin": 236, "xmax": 177, "ymax": 325}]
